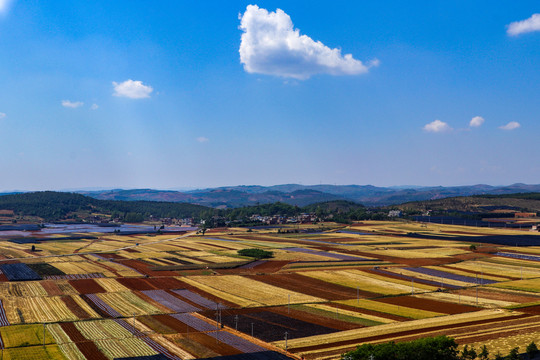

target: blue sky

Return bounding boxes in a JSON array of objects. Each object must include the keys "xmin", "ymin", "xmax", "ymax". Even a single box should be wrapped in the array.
[{"xmin": 0, "ymin": 1, "xmax": 538, "ymax": 190}]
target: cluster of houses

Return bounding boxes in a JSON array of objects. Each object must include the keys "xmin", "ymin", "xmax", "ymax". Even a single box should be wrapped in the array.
[{"xmin": 247, "ymin": 213, "xmax": 318, "ymax": 225}]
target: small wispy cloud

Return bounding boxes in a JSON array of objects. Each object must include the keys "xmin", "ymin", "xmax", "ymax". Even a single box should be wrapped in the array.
[
  {"xmin": 238, "ymin": 5, "xmax": 377, "ymax": 80},
  {"xmin": 423, "ymin": 120, "xmax": 452, "ymax": 133},
  {"xmin": 62, "ymin": 100, "xmax": 84, "ymax": 108},
  {"xmin": 499, "ymin": 121, "xmax": 520, "ymax": 130},
  {"xmin": 469, "ymin": 116, "xmax": 485, "ymax": 127},
  {"xmin": 90, "ymin": 103, "xmax": 99, "ymax": 110},
  {"xmin": 196, "ymin": 136, "xmax": 209, "ymax": 143},
  {"xmin": 507, "ymin": 13, "xmax": 540, "ymax": 36},
  {"xmin": 112, "ymin": 80, "xmax": 153, "ymax": 99},
  {"xmin": 0, "ymin": 112, "xmax": 6, "ymax": 118}
]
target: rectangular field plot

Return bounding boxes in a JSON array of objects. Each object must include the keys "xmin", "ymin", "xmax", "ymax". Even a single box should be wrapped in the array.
[
  {"xmin": 446, "ymin": 260, "xmax": 540, "ymax": 279},
  {"xmin": 0, "ymin": 324, "xmax": 55, "ymax": 348},
  {"xmin": 489, "ymin": 279, "xmax": 540, "ymax": 293},
  {"xmin": 171, "ymin": 289, "xmax": 226, "ymax": 309},
  {"xmin": 181, "ymin": 275, "xmax": 324, "ymax": 307},
  {"xmin": 301, "ymin": 269, "xmax": 435, "ymax": 296},
  {"xmin": 141, "ymin": 290, "xmax": 200, "ymax": 313},
  {"xmin": 2, "ymin": 296, "xmax": 78, "ymax": 324},
  {"xmin": 0, "ymin": 263, "xmax": 41, "ymax": 281},
  {"xmin": 2, "ymin": 344, "xmax": 66, "ymax": 360},
  {"xmin": 221, "ymin": 310, "xmax": 344, "ymax": 342},
  {"xmin": 95, "ymin": 291, "xmax": 163, "ymax": 316},
  {"xmin": 338, "ymin": 299, "xmax": 444, "ymax": 319}
]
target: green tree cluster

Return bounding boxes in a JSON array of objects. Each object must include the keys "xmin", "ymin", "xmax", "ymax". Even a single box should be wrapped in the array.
[
  {"xmin": 342, "ymin": 337, "xmax": 534, "ymax": 360},
  {"xmin": 237, "ymin": 249, "xmax": 274, "ymax": 259}
]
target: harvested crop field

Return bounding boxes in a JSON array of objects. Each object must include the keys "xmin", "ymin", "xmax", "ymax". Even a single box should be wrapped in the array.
[
  {"xmin": 1, "ymin": 221, "xmax": 540, "ymax": 359},
  {"xmin": 375, "ymin": 295, "xmax": 479, "ymax": 314},
  {"xmin": 249, "ymin": 273, "xmax": 374, "ymax": 300}
]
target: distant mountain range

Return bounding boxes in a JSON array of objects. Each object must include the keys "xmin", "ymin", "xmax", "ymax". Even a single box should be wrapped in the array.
[{"xmin": 78, "ymin": 183, "xmax": 540, "ymax": 208}]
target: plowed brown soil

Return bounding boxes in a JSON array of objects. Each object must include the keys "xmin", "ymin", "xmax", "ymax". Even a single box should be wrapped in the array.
[
  {"xmin": 75, "ymin": 341, "xmax": 109, "ymax": 360},
  {"xmin": 41, "ymin": 280, "xmax": 64, "ymax": 296},
  {"xmin": 376, "ymin": 295, "xmax": 479, "ymax": 314},
  {"xmin": 250, "ymin": 273, "xmax": 376, "ymax": 300},
  {"xmin": 117, "ymin": 277, "xmax": 155, "ymax": 291},
  {"xmin": 68, "ymin": 279, "xmax": 105, "ymax": 294},
  {"xmin": 61, "ymin": 296, "xmax": 92, "ymax": 319},
  {"xmin": 60, "ymin": 322, "xmax": 87, "ymax": 343}
]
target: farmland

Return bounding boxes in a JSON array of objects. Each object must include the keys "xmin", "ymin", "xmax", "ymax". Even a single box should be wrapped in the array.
[{"xmin": 0, "ymin": 221, "xmax": 539, "ymax": 359}]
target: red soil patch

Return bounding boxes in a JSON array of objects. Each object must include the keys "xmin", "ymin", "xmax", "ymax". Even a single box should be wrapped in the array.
[
  {"xmin": 75, "ymin": 341, "xmax": 109, "ymax": 360},
  {"xmin": 146, "ymin": 277, "xmax": 186, "ymax": 290},
  {"xmin": 200, "ymin": 242, "xmax": 235, "ymax": 250},
  {"xmin": 0, "ymin": 273, "xmax": 9, "ymax": 282},
  {"xmin": 376, "ymin": 295, "xmax": 479, "ymax": 314},
  {"xmin": 117, "ymin": 277, "xmax": 155, "ymax": 291},
  {"xmin": 60, "ymin": 322, "xmax": 87, "ymax": 343},
  {"xmin": 61, "ymin": 296, "xmax": 92, "ymax": 319},
  {"xmin": 117, "ymin": 259, "xmax": 180, "ymax": 277},
  {"xmin": 516, "ymin": 305, "xmax": 540, "ymax": 315},
  {"xmin": 123, "ymin": 248, "xmax": 139, "ymax": 253},
  {"xmin": 80, "ymin": 296, "xmax": 110, "ymax": 318},
  {"xmin": 252, "ymin": 260, "xmax": 291, "ymax": 272},
  {"xmin": 41, "ymin": 280, "xmax": 64, "ymax": 296},
  {"xmin": 68, "ymin": 279, "xmax": 106, "ymax": 294},
  {"xmin": 97, "ymin": 253, "xmax": 126, "ymax": 260},
  {"xmin": 451, "ymin": 253, "xmax": 493, "ymax": 261},
  {"xmin": 250, "ymin": 273, "xmax": 377, "ymax": 300}
]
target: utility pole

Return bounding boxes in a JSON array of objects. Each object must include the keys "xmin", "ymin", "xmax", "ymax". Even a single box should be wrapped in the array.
[
  {"xmin": 476, "ymin": 274, "xmax": 479, "ymax": 305},
  {"xmin": 234, "ymin": 314, "xmax": 238, "ymax": 331},
  {"xmin": 288, "ymin": 294, "xmax": 290, "ymax": 314},
  {"xmin": 251, "ymin": 323, "xmax": 254, "ymax": 338}
]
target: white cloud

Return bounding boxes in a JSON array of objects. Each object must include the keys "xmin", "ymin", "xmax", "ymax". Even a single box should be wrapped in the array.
[
  {"xmin": 499, "ymin": 121, "xmax": 520, "ymax": 130},
  {"xmin": 469, "ymin": 116, "xmax": 485, "ymax": 127},
  {"xmin": 90, "ymin": 103, "xmax": 99, "ymax": 110},
  {"xmin": 507, "ymin": 14, "xmax": 540, "ymax": 36},
  {"xmin": 239, "ymin": 5, "xmax": 377, "ymax": 80},
  {"xmin": 112, "ymin": 79, "xmax": 153, "ymax": 99},
  {"xmin": 196, "ymin": 136, "xmax": 209, "ymax": 143},
  {"xmin": 0, "ymin": 112, "xmax": 5, "ymax": 119},
  {"xmin": 423, "ymin": 120, "xmax": 452, "ymax": 133},
  {"xmin": 62, "ymin": 100, "xmax": 84, "ymax": 108}
]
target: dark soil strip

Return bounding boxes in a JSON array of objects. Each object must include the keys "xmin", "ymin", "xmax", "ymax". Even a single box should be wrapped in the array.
[
  {"xmin": 60, "ymin": 322, "xmax": 86, "ymax": 343},
  {"xmin": 75, "ymin": 341, "xmax": 109, "ymax": 360},
  {"xmin": 250, "ymin": 273, "xmax": 377, "ymax": 300},
  {"xmin": 376, "ymin": 295, "xmax": 479, "ymax": 314},
  {"xmin": 68, "ymin": 279, "xmax": 106, "ymax": 294},
  {"xmin": 61, "ymin": 296, "xmax": 92, "ymax": 319}
]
